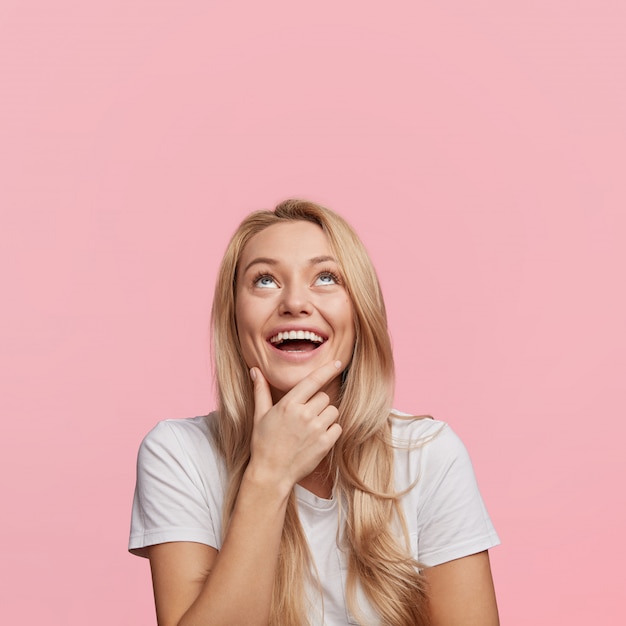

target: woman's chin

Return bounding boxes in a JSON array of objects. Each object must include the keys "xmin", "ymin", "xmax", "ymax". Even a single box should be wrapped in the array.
[
  {"xmin": 267, "ymin": 371, "xmax": 342, "ymax": 405},
  {"xmin": 268, "ymin": 376, "xmax": 305, "ymax": 402}
]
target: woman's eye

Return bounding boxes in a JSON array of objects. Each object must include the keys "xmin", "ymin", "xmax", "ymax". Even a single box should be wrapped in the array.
[
  {"xmin": 255, "ymin": 275, "xmax": 278, "ymax": 289},
  {"xmin": 315, "ymin": 272, "xmax": 338, "ymax": 286}
]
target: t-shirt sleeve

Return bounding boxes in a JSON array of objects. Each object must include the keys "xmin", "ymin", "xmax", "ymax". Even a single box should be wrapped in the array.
[
  {"xmin": 129, "ymin": 420, "xmax": 219, "ymax": 557},
  {"xmin": 415, "ymin": 424, "xmax": 500, "ymax": 567}
]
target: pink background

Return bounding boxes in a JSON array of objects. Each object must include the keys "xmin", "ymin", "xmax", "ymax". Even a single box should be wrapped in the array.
[{"xmin": 1, "ymin": 1, "xmax": 624, "ymax": 624}]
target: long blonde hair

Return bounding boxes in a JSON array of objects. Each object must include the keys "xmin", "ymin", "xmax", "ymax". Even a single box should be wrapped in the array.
[{"xmin": 211, "ymin": 199, "xmax": 429, "ymax": 625}]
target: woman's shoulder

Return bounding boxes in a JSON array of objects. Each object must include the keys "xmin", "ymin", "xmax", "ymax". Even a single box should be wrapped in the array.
[
  {"xmin": 388, "ymin": 409, "xmax": 473, "ymax": 470},
  {"xmin": 138, "ymin": 413, "xmax": 219, "ymax": 462},
  {"xmin": 389, "ymin": 409, "xmax": 449, "ymax": 441},
  {"xmin": 389, "ymin": 410, "xmax": 500, "ymax": 566},
  {"xmin": 130, "ymin": 413, "xmax": 225, "ymax": 556},
  {"xmin": 143, "ymin": 412, "xmax": 215, "ymax": 436}
]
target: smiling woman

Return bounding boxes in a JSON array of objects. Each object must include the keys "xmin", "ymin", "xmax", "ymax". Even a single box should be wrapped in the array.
[{"xmin": 129, "ymin": 199, "xmax": 500, "ymax": 626}]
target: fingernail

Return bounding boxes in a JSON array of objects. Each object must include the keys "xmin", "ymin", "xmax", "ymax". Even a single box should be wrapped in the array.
[
  {"xmin": 250, "ymin": 368, "xmax": 257, "ymax": 381},
  {"xmin": 334, "ymin": 360, "xmax": 342, "ymax": 369}
]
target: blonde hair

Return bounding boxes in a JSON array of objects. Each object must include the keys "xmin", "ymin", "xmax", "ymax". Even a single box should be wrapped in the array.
[{"xmin": 211, "ymin": 199, "xmax": 429, "ymax": 625}]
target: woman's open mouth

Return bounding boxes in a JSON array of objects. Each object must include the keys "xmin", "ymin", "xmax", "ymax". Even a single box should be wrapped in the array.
[{"xmin": 268, "ymin": 330, "xmax": 326, "ymax": 353}]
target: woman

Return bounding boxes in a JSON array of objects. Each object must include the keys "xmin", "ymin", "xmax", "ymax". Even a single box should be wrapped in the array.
[{"xmin": 129, "ymin": 199, "xmax": 500, "ymax": 625}]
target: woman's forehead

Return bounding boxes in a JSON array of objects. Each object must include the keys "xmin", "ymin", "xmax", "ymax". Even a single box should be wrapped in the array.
[{"xmin": 239, "ymin": 221, "xmax": 333, "ymax": 266}]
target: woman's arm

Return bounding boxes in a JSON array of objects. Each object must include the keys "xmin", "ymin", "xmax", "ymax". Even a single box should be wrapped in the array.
[
  {"xmin": 422, "ymin": 550, "xmax": 499, "ymax": 626},
  {"xmin": 147, "ymin": 472, "xmax": 290, "ymax": 626},
  {"xmin": 146, "ymin": 360, "xmax": 343, "ymax": 626}
]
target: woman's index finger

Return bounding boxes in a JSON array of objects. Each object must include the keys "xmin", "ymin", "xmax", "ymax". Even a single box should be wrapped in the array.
[{"xmin": 286, "ymin": 360, "xmax": 343, "ymax": 403}]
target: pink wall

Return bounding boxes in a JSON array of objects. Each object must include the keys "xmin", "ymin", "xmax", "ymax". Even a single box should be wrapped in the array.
[{"xmin": 2, "ymin": 1, "xmax": 624, "ymax": 624}]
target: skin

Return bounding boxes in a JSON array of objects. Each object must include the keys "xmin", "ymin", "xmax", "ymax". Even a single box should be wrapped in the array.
[
  {"xmin": 146, "ymin": 222, "xmax": 499, "ymax": 625},
  {"xmin": 424, "ymin": 551, "xmax": 499, "ymax": 625}
]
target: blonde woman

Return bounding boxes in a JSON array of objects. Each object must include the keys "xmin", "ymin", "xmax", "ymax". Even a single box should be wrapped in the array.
[{"xmin": 129, "ymin": 200, "xmax": 500, "ymax": 625}]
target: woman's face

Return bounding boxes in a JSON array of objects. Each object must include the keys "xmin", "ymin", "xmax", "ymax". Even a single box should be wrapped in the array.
[{"xmin": 235, "ymin": 220, "xmax": 355, "ymax": 402}]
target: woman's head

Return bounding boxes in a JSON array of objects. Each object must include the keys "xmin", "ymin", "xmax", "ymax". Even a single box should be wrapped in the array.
[
  {"xmin": 234, "ymin": 218, "xmax": 355, "ymax": 401},
  {"xmin": 212, "ymin": 199, "xmax": 394, "ymax": 422}
]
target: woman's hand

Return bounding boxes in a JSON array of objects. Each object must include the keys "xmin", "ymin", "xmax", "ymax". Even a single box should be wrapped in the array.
[{"xmin": 247, "ymin": 360, "xmax": 343, "ymax": 492}]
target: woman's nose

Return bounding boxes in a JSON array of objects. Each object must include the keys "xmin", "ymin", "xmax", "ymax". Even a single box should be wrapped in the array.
[{"xmin": 278, "ymin": 283, "xmax": 313, "ymax": 316}]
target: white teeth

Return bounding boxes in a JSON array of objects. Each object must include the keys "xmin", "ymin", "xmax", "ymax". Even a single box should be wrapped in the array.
[{"xmin": 269, "ymin": 330, "xmax": 325, "ymax": 344}]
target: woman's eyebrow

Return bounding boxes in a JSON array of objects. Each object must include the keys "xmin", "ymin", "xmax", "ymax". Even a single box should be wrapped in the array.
[
  {"xmin": 243, "ymin": 257, "xmax": 277, "ymax": 273},
  {"xmin": 242, "ymin": 255, "xmax": 337, "ymax": 274},
  {"xmin": 309, "ymin": 255, "xmax": 337, "ymax": 265}
]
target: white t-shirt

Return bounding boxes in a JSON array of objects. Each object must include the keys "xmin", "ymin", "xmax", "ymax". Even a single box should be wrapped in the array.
[{"xmin": 129, "ymin": 412, "xmax": 500, "ymax": 625}]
